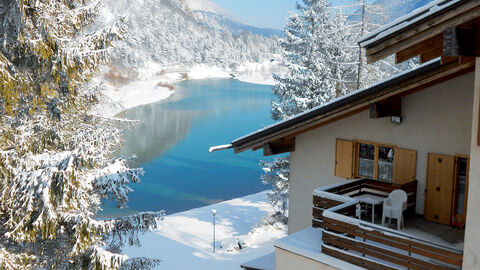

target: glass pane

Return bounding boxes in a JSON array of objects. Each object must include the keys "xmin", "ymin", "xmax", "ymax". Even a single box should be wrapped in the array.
[
  {"xmin": 456, "ymin": 158, "xmax": 467, "ymax": 215},
  {"xmin": 378, "ymin": 146, "xmax": 394, "ymax": 181},
  {"xmin": 358, "ymin": 143, "xmax": 374, "ymax": 178}
]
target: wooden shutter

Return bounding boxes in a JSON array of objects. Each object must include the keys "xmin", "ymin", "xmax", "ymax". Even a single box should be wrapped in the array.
[
  {"xmin": 393, "ymin": 148, "xmax": 417, "ymax": 184},
  {"xmin": 425, "ymin": 153, "xmax": 455, "ymax": 225},
  {"xmin": 335, "ymin": 139, "xmax": 354, "ymax": 179}
]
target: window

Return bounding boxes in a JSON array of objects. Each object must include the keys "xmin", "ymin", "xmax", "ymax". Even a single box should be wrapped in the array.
[
  {"xmin": 358, "ymin": 143, "xmax": 375, "ymax": 178},
  {"xmin": 378, "ymin": 146, "xmax": 394, "ymax": 181},
  {"xmin": 355, "ymin": 141, "xmax": 395, "ymax": 182},
  {"xmin": 335, "ymin": 139, "xmax": 416, "ymax": 184}
]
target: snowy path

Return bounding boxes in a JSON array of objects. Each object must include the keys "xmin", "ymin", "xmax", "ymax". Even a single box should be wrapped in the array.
[{"xmin": 123, "ymin": 191, "xmax": 286, "ymax": 270}]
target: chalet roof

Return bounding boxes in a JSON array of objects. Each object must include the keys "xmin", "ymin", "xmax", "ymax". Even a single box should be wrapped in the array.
[
  {"xmin": 359, "ymin": 0, "xmax": 463, "ymax": 48},
  {"xmin": 358, "ymin": 0, "xmax": 480, "ymax": 64},
  {"xmin": 211, "ymin": 56, "xmax": 474, "ymax": 155},
  {"xmin": 230, "ymin": 60, "xmax": 439, "ymax": 147}
]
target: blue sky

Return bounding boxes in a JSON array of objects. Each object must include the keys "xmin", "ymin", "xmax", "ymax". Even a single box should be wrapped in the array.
[{"xmin": 210, "ymin": 0, "xmax": 297, "ymax": 30}]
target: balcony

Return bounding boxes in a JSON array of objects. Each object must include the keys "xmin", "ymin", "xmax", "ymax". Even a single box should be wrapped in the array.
[{"xmin": 312, "ymin": 178, "xmax": 463, "ymax": 270}]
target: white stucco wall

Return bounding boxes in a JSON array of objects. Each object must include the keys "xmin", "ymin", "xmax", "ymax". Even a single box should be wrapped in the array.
[
  {"xmin": 275, "ymin": 248, "xmax": 338, "ymax": 270},
  {"xmin": 288, "ymin": 72, "xmax": 475, "ymax": 234},
  {"xmin": 463, "ymin": 58, "xmax": 480, "ymax": 270}
]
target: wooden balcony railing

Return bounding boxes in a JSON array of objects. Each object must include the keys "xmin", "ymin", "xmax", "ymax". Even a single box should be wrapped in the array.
[
  {"xmin": 312, "ymin": 179, "xmax": 463, "ymax": 270},
  {"xmin": 313, "ymin": 178, "xmax": 417, "ymax": 228}
]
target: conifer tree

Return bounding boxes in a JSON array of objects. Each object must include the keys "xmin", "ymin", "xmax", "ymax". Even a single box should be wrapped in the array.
[
  {"xmin": 0, "ymin": 1, "xmax": 163, "ymax": 268},
  {"xmin": 272, "ymin": 0, "xmax": 399, "ymax": 121},
  {"xmin": 260, "ymin": 158, "xmax": 289, "ymax": 223},
  {"xmin": 264, "ymin": 0, "xmax": 403, "ymax": 223},
  {"xmin": 271, "ymin": 0, "xmax": 336, "ymax": 121}
]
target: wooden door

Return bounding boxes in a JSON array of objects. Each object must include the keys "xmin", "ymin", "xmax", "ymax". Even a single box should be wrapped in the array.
[
  {"xmin": 425, "ymin": 153, "xmax": 455, "ymax": 225},
  {"xmin": 335, "ymin": 139, "xmax": 354, "ymax": 179}
]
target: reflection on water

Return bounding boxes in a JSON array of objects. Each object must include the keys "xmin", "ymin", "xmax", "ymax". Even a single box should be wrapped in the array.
[
  {"xmin": 117, "ymin": 106, "xmax": 199, "ymax": 166},
  {"xmin": 101, "ymin": 79, "xmax": 274, "ymax": 216}
]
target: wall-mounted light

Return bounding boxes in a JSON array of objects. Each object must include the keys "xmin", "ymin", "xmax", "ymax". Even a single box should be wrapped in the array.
[{"xmin": 391, "ymin": 116, "xmax": 402, "ymax": 125}]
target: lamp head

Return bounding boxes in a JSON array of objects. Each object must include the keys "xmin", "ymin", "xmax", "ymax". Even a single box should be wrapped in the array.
[{"xmin": 211, "ymin": 209, "xmax": 217, "ymax": 215}]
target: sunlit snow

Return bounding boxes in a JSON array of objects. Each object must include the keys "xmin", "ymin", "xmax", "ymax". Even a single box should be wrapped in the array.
[{"xmin": 123, "ymin": 191, "xmax": 286, "ymax": 270}]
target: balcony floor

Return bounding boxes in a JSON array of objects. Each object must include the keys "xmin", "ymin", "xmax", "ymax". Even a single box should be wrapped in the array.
[
  {"xmin": 361, "ymin": 212, "xmax": 465, "ymax": 250},
  {"xmin": 402, "ymin": 217, "xmax": 464, "ymax": 250}
]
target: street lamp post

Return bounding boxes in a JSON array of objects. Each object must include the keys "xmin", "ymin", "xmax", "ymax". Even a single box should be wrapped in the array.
[{"xmin": 211, "ymin": 209, "xmax": 217, "ymax": 253}]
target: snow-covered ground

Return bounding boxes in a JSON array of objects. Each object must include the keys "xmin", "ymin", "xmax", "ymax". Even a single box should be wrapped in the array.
[
  {"xmin": 96, "ymin": 80, "xmax": 175, "ymax": 117},
  {"xmin": 123, "ymin": 191, "xmax": 286, "ymax": 270},
  {"xmin": 97, "ymin": 59, "xmax": 285, "ymax": 117},
  {"xmin": 234, "ymin": 59, "xmax": 283, "ymax": 85}
]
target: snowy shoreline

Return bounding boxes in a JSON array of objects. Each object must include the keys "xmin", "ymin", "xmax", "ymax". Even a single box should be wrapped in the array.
[
  {"xmin": 124, "ymin": 190, "xmax": 286, "ymax": 270},
  {"xmin": 98, "ymin": 61, "xmax": 286, "ymax": 269},
  {"xmin": 97, "ymin": 59, "xmax": 283, "ymax": 117}
]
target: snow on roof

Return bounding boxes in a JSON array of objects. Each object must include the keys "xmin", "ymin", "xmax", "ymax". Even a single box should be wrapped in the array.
[
  {"xmin": 359, "ymin": 0, "xmax": 462, "ymax": 47},
  {"xmin": 208, "ymin": 144, "xmax": 232, "ymax": 152},
  {"xmin": 274, "ymin": 227, "xmax": 365, "ymax": 270},
  {"xmin": 231, "ymin": 58, "xmax": 441, "ymax": 146},
  {"xmin": 240, "ymin": 252, "xmax": 275, "ymax": 270}
]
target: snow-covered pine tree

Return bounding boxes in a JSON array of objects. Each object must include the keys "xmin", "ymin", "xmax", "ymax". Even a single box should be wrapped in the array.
[
  {"xmin": 264, "ymin": 0, "xmax": 404, "ymax": 223},
  {"xmin": 272, "ymin": 0, "xmax": 401, "ymax": 121},
  {"xmin": 0, "ymin": 1, "xmax": 163, "ymax": 269},
  {"xmin": 271, "ymin": 0, "xmax": 338, "ymax": 121},
  {"xmin": 332, "ymin": 0, "xmax": 400, "ymax": 90},
  {"xmin": 264, "ymin": 0, "xmax": 339, "ymax": 224},
  {"xmin": 260, "ymin": 157, "xmax": 289, "ymax": 223}
]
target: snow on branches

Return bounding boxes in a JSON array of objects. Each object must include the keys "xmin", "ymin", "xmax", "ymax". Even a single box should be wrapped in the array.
[
  {"xmin": 260, "ymin": 157, "xmax": 289, "ymax": 224},
  {"xmin": 0, "ymin": 0, "xmax": 163, "ymax": 269},
  {"xmin": 264, "ymin": 0, "xmax": 409, "ymax": 222},
  {"xmin": 99, "ymin": 0, "xmax": 279, "ymax": 77},
  {"xmin": 271, "ymin": 0, "xmax": 401, "ymax": 121}
]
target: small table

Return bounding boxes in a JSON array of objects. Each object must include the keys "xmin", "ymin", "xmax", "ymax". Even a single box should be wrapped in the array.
[{"xmin": 354, "ymin": 194, "xmax": 385, "ymax": 223}]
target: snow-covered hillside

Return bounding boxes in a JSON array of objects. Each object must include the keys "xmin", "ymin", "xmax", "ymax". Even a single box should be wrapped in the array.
[
  {"xmin": 98, "ymin": 0, "xmax": 279, "ymax": 80},
  {"xmin": 185, "ymin": 0, "xmax": 228, "ymax": 15},
  {"xmin": 191, "ymin": 10, "xmax": 284, "ymax": 37}
]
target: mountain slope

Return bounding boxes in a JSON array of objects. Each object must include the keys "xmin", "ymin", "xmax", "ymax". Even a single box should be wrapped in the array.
[
  {"xmin": 192, "ymin": 10, "xmax": 284, "ymax": 37},
  {"xmin": 185, "ymin": 0, "xmax": 283, "ymax": 37},
  {"xmin": 185, "ymin": 0, "xmax": 228, "ymax": 15},
  {"xmin": 98, "ymin": 0, "xmax": 279, "ymax": 78}
]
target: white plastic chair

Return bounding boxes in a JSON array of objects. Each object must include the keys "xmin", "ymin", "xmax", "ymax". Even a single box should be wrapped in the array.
[{"xmin": 382, "ymin": 189, "xmax": 408, "ymax": 230}]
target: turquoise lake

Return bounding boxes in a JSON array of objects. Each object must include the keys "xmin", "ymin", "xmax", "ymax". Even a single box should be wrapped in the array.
[{"xmin": 101, "ymin": 79, "xmax": 275, "ymax": 216}]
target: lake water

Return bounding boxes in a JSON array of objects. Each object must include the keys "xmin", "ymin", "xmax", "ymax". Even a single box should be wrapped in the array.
[{"xmin": 100, "ymin": 79, "xmax": 274, "ymax": 216}]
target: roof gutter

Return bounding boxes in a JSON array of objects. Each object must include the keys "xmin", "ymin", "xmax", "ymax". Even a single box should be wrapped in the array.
[{"xmin": 208, "ymin": 144, "xmax": 233, "ymax": 152}]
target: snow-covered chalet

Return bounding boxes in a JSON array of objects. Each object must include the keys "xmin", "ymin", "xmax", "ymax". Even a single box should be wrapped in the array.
[{"xmin": 213, "ymin": 0, "xmax": 480, "ymax": 269}]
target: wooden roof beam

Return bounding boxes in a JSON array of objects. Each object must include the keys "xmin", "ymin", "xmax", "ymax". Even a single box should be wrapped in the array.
[
  {"xmin": 391, "ymin": 21, "xmax": 480, "ymax": 64},
  {"xmin": 263, "ymin": 137, "xmax": 295, "ymax": 156},
  {"xmin": 395, "ymin": 34, "xmax": 443, "ymax": 64},
  {"xmin": 443, "ymin": 25, "xmax": 480, "ymax": 57},
  {"xmin": 419, "ymin": 46, "xmax": 443, "ymax": 64},
  {"xmin": 369, "ymin": 97, "xmax": 401, "ymax": 119},
  {"xmin": 366, "ymin": 2, "xmax": 480, "ymax": 64}
]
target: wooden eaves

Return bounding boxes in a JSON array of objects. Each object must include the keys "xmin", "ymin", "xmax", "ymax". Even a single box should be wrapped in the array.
[
  {"xmin": 230, "ymin": 58, "xmax": 474, "ymax": 156},
  {"xmin": 358, "ymin": 0, "xmax": 480, "ymax": 64}
]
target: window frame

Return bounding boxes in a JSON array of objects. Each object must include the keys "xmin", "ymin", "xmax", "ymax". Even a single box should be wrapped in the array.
[{"xmin": 354, "ymin": 139, "xmax": 396, "ymax": 181}]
